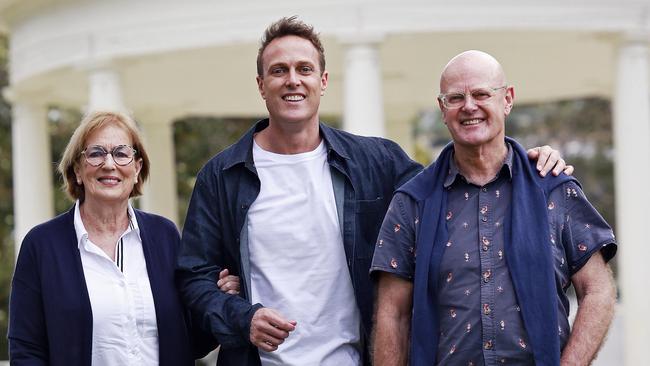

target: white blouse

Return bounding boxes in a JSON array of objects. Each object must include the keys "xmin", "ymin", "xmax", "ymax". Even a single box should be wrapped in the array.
[{"xmin": 74, "ymin": 201, "xmax": 159, "ymax": 366}]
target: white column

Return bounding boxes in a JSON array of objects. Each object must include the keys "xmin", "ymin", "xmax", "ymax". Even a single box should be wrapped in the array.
[
  {"xmin": 342, "ymin": 38, "xmax": 385, "ymax": 137},
  {"xmin": 11, "ymin": 102, "xmax": 53, "ymax": 254},
  {"xmin": 138, "ymin": 119, "xmax": 178, "ymax": 226},
  {"xmin": 87, "ymin": 65, "xmax": 126, "ymax": 113},
  {"xmin": 613, "ymin": 32, "xmax": 650, "ymax": 366}
]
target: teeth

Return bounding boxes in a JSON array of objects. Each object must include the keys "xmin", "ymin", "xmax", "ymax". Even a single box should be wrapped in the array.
[
  {"xmin": 461, "ymin": 119, "xmax": 482, "ymax": 125},
  {"xmin": 284, "ymin": 95, "xmax": 304, "ymax": 101},
  {"xmin": 99, "ymin": 178, "xmax": 119, "ymax": 183}
]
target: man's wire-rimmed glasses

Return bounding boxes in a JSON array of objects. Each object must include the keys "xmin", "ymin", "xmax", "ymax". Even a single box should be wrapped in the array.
[{"xmin": 438, "ymin": 86, "xmax": 508, "ymax": 109}]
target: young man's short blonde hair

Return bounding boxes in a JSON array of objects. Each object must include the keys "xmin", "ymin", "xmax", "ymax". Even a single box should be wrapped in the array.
[
  {"xmin": 58, "ymin": 111, "xmax": 150, "ymax": 203},
  {"xmin": 256, "ymin": 16, "xmax": 326, "ymax": 77}
]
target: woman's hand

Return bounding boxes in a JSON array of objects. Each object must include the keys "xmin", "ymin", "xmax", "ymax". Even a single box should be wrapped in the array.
[{"xmin": 217, "ymin": 268, "xmax": 240, "ymax": 295}]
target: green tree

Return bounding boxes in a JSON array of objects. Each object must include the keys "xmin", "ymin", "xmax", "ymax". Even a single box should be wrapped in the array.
[
  {"xmin": 49, "ymin": 108, "xmax": 82, "ymax": 214},
  {"xmin": 173, "ymin": 116, "xmax": 256, "ymax": 228},
  {"xmin": 508, "ymin": 98, "xmax": 615, "ymax": 230}
]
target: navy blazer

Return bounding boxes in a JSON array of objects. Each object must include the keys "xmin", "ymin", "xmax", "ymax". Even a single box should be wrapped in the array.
[{"xmin": 9, "ymin": 207, "xmax": 215, "ymax": 365}]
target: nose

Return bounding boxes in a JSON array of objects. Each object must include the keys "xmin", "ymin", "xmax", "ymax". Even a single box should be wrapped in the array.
[
  {"xmin": 101, "ymin": 153, "xmax": 117, "ymax": 169},
  {"xmin": 286, "ymin": 69, "xmax": 300, "ymax": 87},
  {"xmin": 461, "ymin": 95, "xmax": 479, "ymax": 112}
]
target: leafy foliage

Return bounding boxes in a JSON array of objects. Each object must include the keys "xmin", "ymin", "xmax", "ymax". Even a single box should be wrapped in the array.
[
  {"xmin": 49, "ymin": 108, "xmax": 83, "ymax": 213},
  {"xmin": 508, "ymin": 98, "xmax": 615, "ymax": 231},
  {"xmin": 173, "ymin": 116, "xmax": 257, "ymax": 228}
]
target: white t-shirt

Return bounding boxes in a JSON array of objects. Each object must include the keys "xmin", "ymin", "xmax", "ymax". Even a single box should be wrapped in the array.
[
  {"xmin": 248, "ymin": 140, "xmax": 362, "ymax": 366},
  {"xmin": 74, "ymin": 201, "xmax": 159, "ymax": 366}
]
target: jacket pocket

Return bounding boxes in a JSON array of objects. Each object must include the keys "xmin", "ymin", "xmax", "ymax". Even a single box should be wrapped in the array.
[{"xmin": 355, "ymin": 196, "xmax": 386, "ymax": 259}]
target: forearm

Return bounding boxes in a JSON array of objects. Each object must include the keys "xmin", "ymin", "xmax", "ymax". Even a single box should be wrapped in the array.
[
  {"xmin": 561, "ymin": 266, "xmax": 616, "ymax": 365},
  {"xmin": 177, "ymin": 269, "xmax": 260, "ymax": 348},
  {"xmin": 373, "ymin": 309, "xmax": 411, "ymax": 365},
  {"xmin": 372, "ymin": 273, "xmax": 414, "ymax": 366}
]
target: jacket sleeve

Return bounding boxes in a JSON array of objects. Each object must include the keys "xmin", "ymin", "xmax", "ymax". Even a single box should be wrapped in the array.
[
  {"xmin": 176, "ymin": 167, "xmax": 262, "ymax": 349},
  {"xmin": 381, "ymin": 138, "xmax": 423, "ymax": 190},
  {"xmin": 8, "ymin": 235, "xmax": 49, "ymax": 365}
]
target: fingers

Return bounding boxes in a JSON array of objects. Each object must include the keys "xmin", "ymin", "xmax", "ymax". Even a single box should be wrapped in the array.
[
  {"xmin": 562, "ymin": 164, "xmax": 575, "ymax": 176},
  {"xmin": 536, "ymin": 145, "xmax": 554, "ymax": 176},
  {"xmin": 250, "ymin": 308, "xmax": 296, "ymax": 352},
  {"xmin": 529, "ymin": 145, "xmax": 567, "ymax": 177},
  {"xmin": 550, "ymin": 158, "xmax": 566, "ymax": 176},
  {"xmin": 217, "ymin": 269, "xmax": 241, "ymax": 295},
  {"xmin": 526, "ymin": 146, "xmax": 540, "ymax": 159}
]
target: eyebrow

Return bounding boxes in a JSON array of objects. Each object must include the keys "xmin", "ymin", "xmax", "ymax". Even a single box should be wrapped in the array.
[{"xmin": 267, "ymin": 60, "xmax": 315, "ymax": 69}]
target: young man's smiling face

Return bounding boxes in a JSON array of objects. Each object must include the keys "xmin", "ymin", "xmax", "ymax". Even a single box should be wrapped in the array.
[{"xmin": 256, "ymin": 35, "xmax": 328, "ymax": 127}]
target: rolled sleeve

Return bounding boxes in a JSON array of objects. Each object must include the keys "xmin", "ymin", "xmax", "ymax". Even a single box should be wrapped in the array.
[
  {"xmin": 553, "ymin": 181, "xmax": 617, "ymax": 275},
  {"xmin": 370, "ymin": 192, "xmax": 419, "ymax": 280}
]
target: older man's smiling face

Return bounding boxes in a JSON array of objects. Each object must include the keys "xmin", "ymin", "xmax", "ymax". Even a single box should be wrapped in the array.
[{"xmin": 438, "ymin": 51, "xmax": 513, "ymax": 150}]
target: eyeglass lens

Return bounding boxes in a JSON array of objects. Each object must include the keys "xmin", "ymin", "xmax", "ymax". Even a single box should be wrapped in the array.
[{"xmin": 85, "ymin": 145, "xmax": 135, "ymax": 166}]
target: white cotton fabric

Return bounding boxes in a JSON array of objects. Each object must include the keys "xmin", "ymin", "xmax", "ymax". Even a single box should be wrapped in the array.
[
  {"xmin": 74, "ymin": 201, "xmax": 159, "ymax": 366},
  {"xmin": 248, "ymin": 140, "xmax": 362, "ymax": 366}
]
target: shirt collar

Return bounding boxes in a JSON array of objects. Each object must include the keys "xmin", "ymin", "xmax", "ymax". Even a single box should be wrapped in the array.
[
  {"xmin": 74, "ymin": 200, "xmax": 141, "ymax": 249},
  {"xmin": 443, "ymin": 141, "xmax": 514, "ymax": 188},
  {"xmin": 223, "ymin": 119, "xmax": 351, "ymax": 171}
]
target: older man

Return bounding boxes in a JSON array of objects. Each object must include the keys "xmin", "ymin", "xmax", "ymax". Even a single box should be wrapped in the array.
[
  {"xmin": 177, "ymin": 17, "xmax": 572, "ymax": 366},
  {"xmin": 371, "ymin": 50, "xmax": 616, "ymax": 366}
]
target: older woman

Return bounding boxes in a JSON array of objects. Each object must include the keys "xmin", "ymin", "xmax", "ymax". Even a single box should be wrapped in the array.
[{"xmin": 9, "ymin": 111, "xmax": 215, "ymax": 365}]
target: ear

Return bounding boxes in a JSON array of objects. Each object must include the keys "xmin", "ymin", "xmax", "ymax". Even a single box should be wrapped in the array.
[
  {"xmin": 437, "ymin": 98, "xmax": 449, "ymax": 124},
  {"xmin": 504, "ymin": 86, "xmax": 515, "ymax": 116},
  {"xmin": 135, "ymin": 158, "xmax": 143, "ymax": 178},
  {"xmin": 320, "ymin": 70, "xmax": 329, "ymax": 94},
  {"xmin": 73, "ymin": 165, "xmax": 82, "ymax": 184},
  {"xmin": 256, "ymin": 75, "xmax": 266, "ymax": 100}
]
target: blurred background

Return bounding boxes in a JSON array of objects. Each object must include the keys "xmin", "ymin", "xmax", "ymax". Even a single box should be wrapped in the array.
[{"xmin": 1, "ymin": 0, "xmax": 648, "ymax": 364}]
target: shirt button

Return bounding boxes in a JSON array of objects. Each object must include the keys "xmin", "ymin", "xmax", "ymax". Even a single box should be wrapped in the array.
[
  {"xmin": 483, "ymin": 245, "xmax": 489, "ymax": 252},
  {"xmin": 482, "ymin": 216, "xmax": 488, "ymax": 222},
  {"xmin": 484, "ymin": 340, "xmax": 493, "ymax": 350},
  {"xmin": 483, "ymin": 303, "xmax": 491, "ymax": 315},
  {"xmin": 483, "ymin": 270, "xmax": 492, "ymax": 283},
  {"xmin": 482, "ymin": 187, "xmax": 488, "ymax": 192}
]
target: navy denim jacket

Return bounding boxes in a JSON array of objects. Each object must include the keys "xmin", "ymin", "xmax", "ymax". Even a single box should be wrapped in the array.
[{"xmin": 177, "ymin": 119, "xmax": 421, "ymax": 365}]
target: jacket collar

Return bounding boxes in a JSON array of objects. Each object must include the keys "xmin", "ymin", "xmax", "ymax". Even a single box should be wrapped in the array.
[{"xmin": 223, "ymin": 119, "xmax": 350, "ymax": 170}]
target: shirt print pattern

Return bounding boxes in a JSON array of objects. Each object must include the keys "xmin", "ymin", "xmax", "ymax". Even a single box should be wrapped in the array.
[{"xmin": 370, "ymin": 144, "xmax": 616, "ymax": 366}]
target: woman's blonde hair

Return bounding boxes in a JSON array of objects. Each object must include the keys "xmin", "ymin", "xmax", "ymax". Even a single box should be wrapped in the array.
[{"xmin": 58, "ymin": 111, "xmax": 150, "ymax": 202}]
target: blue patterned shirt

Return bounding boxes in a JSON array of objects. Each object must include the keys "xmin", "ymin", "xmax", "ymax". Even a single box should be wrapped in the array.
[{"xmin": 370, "ymin": 144, "xmax": 616, "ymax": 365}]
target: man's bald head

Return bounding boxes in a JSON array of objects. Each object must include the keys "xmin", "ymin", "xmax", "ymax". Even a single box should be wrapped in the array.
[{"xmin": 439, "ymin": 50, "xmax": 506, "ymax": 93}]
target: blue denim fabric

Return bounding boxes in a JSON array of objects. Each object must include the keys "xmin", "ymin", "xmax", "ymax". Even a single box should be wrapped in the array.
[{"xmin": 176, "ymin": 119, "xmax": 422, "ymax": 365}]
